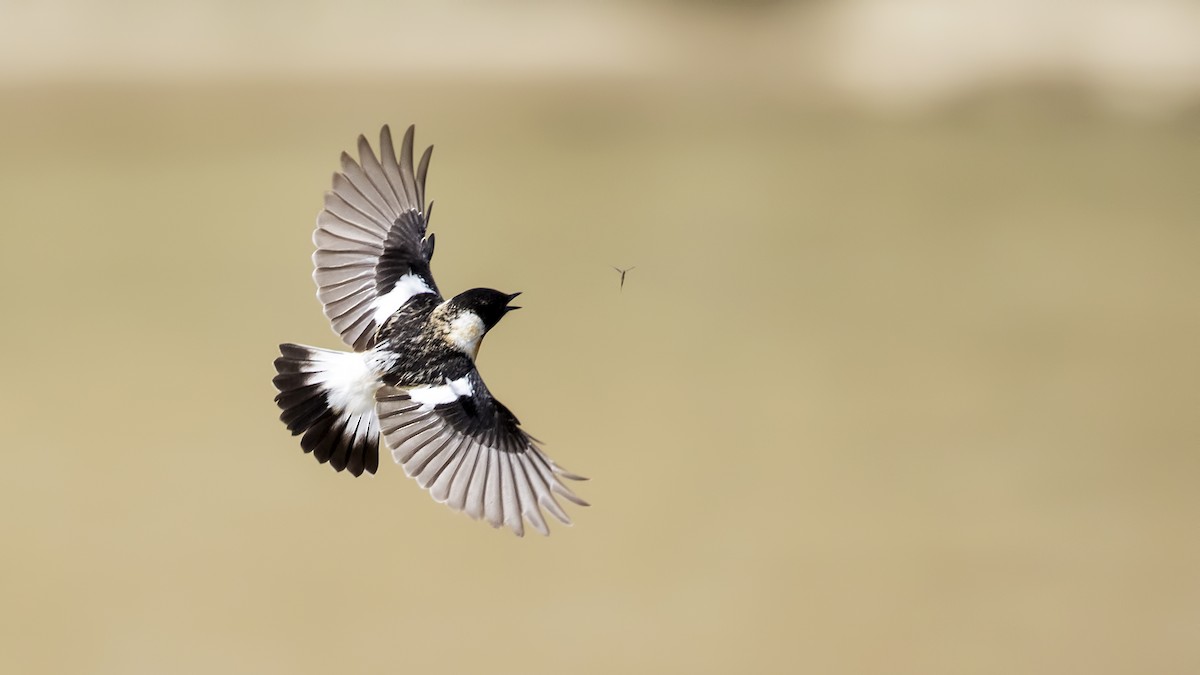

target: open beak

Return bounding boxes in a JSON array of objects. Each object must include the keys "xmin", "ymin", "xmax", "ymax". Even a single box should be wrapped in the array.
[{"xmin": 506, "ymin": 291, "xmax": 522, "ymax": 311}]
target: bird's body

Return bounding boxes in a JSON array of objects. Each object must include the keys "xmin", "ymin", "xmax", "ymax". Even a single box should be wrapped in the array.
[{"xmin": 272, "ymin": 125, "xmax": 586, "ymax": 536}]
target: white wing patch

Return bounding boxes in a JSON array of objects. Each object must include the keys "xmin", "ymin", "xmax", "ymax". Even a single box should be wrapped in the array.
[
  {"xmin": 372, "ymin": 273, "xmax": 434, "ymax": 324},
  {"xmin": 408, "ymin": 375, "xmax": 475, "ymax": 409}
]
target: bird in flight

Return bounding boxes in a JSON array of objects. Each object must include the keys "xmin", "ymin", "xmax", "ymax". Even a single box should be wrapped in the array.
[
  {"xmin": 272, "ymin": 125, "xmax": 587, "ymax": 536},
  {"xmin": 612, "ymin": 266, "xmax": 635, "ymax": 291}
]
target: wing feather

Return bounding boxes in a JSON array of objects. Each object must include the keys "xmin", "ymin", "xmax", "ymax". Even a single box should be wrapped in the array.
[
  {"xmin": 313, "ymin": 266, "xmax": 374, "ymax": 289},
  {"xmin": 500, "ymin": 453, "xmax": 524, "ymax": 536},
  {"xmin": 417, "ymin": 432, "xmax": 460, "ymax": 489},
  {"xmin": 323, "ymin": 191, "xmax": 388, "ymax": 233},
  {"xmin": 429, "ymin": 436, "xmax": 471, "ymax": 502},
  {"xmin": 397, "ymin": 125, "xmax": 419, "ymax": 209},
  {"xmin": 416, "ymin": 145, "xmax": 433, "ymax": 208},
  {"xmin": 357, "ymin": 134, "xmax": 404, "ymax": 215},
  {"xmin": 464, "ymin": 446, "xmax": 488, "ymax": 520},
  {"xmin": 312, "ymin": 125, "xmax": 437, "ymax": 351},
  {"xmin": 329, "ymin": 174, "xmax": 392, "ymax": 228},
  {"xmin": 338, "ymin": 151, "xmax": 393, "ymax": 218},
  {"xmin": 447, "ymin": 445, "xmax": 480, "ymax": 512},
  {"xmin": 375, "ymin": 374, "xmax": 587, "ymax": 536},
  {"xmin": 378, "ymin": 124, "xmax": 407, "ymax": 208},
  {"xmin": 512, "ymin": 455, "xmax": 549, "ymax": 535}
]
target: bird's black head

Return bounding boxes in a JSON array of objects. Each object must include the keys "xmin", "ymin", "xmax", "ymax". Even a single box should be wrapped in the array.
[{"xmin": 447, "ymin": 288, "xmax": 522, "ymax": 330}]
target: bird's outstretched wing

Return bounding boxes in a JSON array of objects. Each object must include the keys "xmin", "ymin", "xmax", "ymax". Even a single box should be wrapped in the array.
[
  {"xmin": 313, "ymin": 125, "xmax": 438, "ymax": 352},
  {"xmin": 376, "ymin": 371, "xmax": 588, "ymax": 536}
]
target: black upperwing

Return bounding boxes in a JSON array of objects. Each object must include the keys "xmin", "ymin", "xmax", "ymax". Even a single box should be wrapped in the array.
[{"xmin": 312, "ymin": 125, "xmax": 438, "ymax": 352}]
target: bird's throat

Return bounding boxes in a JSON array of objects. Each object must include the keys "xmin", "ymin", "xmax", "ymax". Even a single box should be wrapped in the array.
[{"xmin": 445, "ymin": 311, "xmax": 485, "ymax": 360}]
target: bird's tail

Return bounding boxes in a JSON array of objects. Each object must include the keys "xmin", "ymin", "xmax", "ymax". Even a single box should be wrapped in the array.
[{"xmin": 272, "ymin": 343, "xmax": 381, "ymax": 476}]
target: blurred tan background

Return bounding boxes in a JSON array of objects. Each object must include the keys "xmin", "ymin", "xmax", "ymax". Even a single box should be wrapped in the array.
[{"xmin": 1, "ymin": 1, "xmax": 1197, "ymax": 674}]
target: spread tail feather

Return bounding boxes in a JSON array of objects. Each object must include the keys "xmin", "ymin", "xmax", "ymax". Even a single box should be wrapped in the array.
[{"xmin": 272, "ymin": 343, "xmax": 381, "ymax": 477}]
